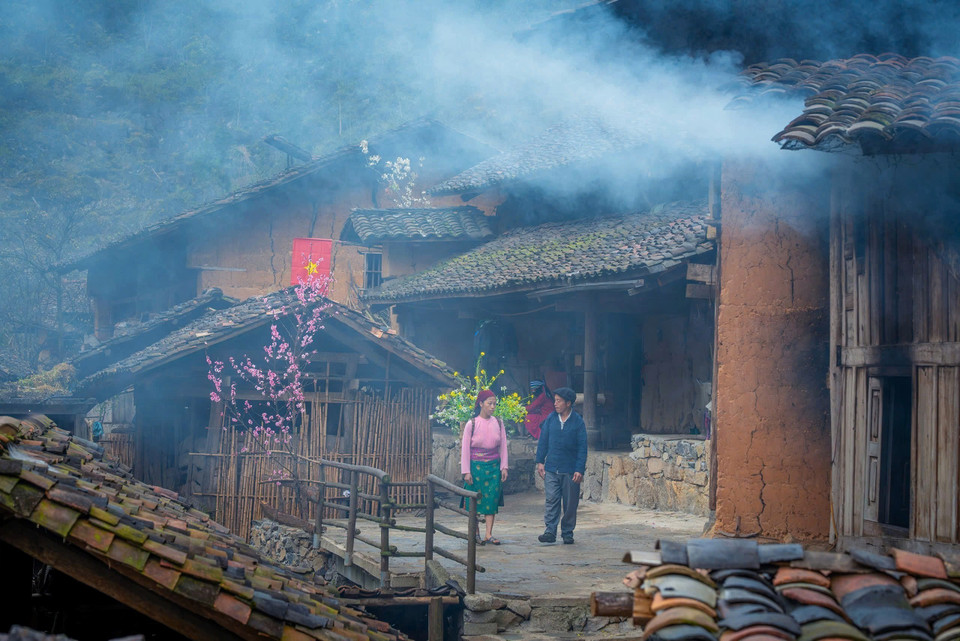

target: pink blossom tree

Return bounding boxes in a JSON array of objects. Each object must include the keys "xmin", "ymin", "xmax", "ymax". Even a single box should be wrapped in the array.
[{"xmin": 206, "ymin": 267, "xmax": 332, "ymax": 486}]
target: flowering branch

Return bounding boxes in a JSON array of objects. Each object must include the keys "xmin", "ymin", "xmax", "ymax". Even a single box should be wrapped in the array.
[
  {"xmin": 431, "ymin": 352, "xmax": 528, "ymax": 436},
  {"xmin": 360, "ymin": 140, "xmax": 431, "ymax": 208},
  {"xmin": 206, "ymin": 270, "xmax": 332, "ymax": 484}
]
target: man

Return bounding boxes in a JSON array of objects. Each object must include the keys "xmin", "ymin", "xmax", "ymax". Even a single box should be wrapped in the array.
[{"xmin": 535, "ymin": 387, "xmax": 587, "ymax": 545}]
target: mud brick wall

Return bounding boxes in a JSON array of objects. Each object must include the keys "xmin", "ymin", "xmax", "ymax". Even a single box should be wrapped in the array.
[
  {"xmin": 582, "ymin": 435, "xmax": 709, "ymax": 515},
  {"xmin": 715, "ymin": 157, "xmax": 831, "ymax": 540}
]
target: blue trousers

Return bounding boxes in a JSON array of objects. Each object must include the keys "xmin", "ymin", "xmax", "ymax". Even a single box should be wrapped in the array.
[{"xmin": 543, "ymin": 470, "xmax": 581, "ymax": 538}]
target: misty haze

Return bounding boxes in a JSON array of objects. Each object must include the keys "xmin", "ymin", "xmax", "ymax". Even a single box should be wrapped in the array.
[{"xmin": 3, "ymin": 1, "xmax": 960, "ymax": 640}]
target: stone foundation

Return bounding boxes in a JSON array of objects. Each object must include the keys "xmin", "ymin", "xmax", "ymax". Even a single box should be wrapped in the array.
[
  {"xmin": 434, "ymin": 429, "xmax": 710, "ymax": 517},
  {"xmin": 582, "ymin": 434, "xmax": 709, "ymax": 516},
  {"xmin": 432, "ymin": 429, "xmax": 538, "ymax": 495},
  {"xmin": 249, "ymin": 519, "xmax": 329, "ymax": 571}
]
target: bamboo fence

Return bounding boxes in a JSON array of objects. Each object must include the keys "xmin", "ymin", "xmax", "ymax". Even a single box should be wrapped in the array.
[
  {"xmin": 208, "ymin": 387, "xmax": 434, "ymax": 539},
  {"xmin": 100, "ymin": 431, "xmax": 136, "ymax": 468}
]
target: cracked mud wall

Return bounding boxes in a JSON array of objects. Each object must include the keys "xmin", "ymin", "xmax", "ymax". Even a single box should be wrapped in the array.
[{"xmin": 714, "ymin": 158, "xmax": 831, "ymax": 541}]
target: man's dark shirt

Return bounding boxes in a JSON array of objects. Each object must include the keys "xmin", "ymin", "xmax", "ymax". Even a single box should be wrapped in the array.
[{"xmin": 535, "ymin": 410, "xmax": 588, "ymax": 475}]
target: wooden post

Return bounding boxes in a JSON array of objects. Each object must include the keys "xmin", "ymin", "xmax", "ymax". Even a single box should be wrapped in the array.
[
  {"xmin": 379, "ymin": 477, "xmax": 392, "ymax": 589},
  {"xmin": 428, "ymin": 596, "xmax": 444, "ymax": 641},
  {"xmin": 345, "ymin": 469, "xmax": 359, "ymax": 566},
  {"xmin": 313, "ymin": 478, "xmax": 326, "ymax": 549},
  {"xmin": 584, "ymin": 302, "xmax": 600, "ymax": 447},
  {"xmin": 424, "ymin": 479, "xmax": 435, "ymax": 567},
  {"xmin": 467, "ymin": 495, "xmax": 478, "ymax": 594}
]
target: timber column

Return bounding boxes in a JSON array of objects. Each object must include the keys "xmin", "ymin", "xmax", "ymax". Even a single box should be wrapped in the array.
[{"xmin": 583, "ymin": 304, "xmax": 600, "ymax": 447}]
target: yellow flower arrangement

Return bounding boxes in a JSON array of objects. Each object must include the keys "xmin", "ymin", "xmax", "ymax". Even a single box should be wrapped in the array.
[{"xmin": 431, "ymin": 354, "xmax": 528, "ymax": 436}]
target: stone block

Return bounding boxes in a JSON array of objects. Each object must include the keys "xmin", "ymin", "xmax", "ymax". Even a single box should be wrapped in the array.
[
  {"xmin": 647, "ymin": 458, "xmax": 664, "ymax": 475},
  {"xmin": 464, "ymin": 593, "xmax": 507, "ymax": 612},
  {"xmin": 465, "ymin": 609, "xmax": 500, "ymax": 624},
  {"xmin": 495, "ymin": 609, "xmax": 523, "ymax": 631},
  {"xmin": 690, "ymin": 471, "xmax": 708, "ymax": 486},
  {"xmin": 505, "ymin": 599, "xmax": 532, "ymax": 619},
  {"xmin": 462, "ymin": 622, "xmax": 498, "ymax": 636}
]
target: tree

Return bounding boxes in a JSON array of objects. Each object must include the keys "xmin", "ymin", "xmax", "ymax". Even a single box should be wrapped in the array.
[{"xmin": 206, "ymin": 269, "xmax": 330, "ymax": 485}]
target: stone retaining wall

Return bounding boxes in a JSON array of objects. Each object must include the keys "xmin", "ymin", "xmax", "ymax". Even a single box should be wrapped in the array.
[
  {"xmin": 433, "ymin": 430, "xmax": 710, "ymax": 516},
  {"xmin": 249, "ymin": 519, "xmax": 329, "ymax": 572},
  {"xmin": 431, "ymin": 429, "xmax": 538, "ymax": 495},
  {"xmin": 582, "ymin": 434, "xmax": 710, "ymax": 516}
]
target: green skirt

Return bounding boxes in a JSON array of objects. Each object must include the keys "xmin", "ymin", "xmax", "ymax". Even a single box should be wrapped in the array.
[{"xmin": 464, "ymin": 459, "xmax": 503, "ymax": 515}]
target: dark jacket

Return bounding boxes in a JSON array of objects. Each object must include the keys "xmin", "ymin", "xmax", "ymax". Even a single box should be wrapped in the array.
[{"xmin": 535, "ymin": 410, "xmax": 587, "ymax": 475}]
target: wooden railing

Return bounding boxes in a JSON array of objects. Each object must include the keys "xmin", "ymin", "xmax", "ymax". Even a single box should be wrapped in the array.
[
  {"xmin": 275, "ymin": 460, "xmax": 484, "ymax": 593},
  {"xmin": 424, "ymin": 474, "xmax": 483, "ymax": 594}
]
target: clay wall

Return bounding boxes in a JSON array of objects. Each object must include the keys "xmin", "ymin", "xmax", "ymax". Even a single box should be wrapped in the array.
[{"xmin": 714, "ymin": 158, "xmax": 831, "ymax": 540}]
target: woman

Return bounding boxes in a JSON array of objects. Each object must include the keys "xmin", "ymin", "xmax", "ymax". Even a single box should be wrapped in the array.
[
  {"xmin": 461, "ymin": 389, "xmax": 509, "ymax": 545},
  {"xmin": 524, "ymin": 380, "xmax": 553, "ymax": 440}
]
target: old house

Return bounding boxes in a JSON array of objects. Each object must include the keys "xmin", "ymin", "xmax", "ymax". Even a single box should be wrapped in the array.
[
  {"xmin": 62, "ymin": 118, "xmax": 495, "ymax": 341},
  {"xmin": 346, "ymin": 119, "xmax": 720, "ymax": 516},
  {"xmin": 714, "ymin": 54, "xmax": 960, "ymax": 549},
  {"xmin": 71, "ymin": 288, "xmax": 456, "ymax": 537}
]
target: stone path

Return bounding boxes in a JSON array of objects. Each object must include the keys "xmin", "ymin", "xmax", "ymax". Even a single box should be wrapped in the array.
[{"xmin": 329, "ymin": 489, "xmax": 708, "ymax": 597}]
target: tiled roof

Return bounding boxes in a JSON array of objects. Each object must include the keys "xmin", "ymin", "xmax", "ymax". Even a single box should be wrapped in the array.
[
  {"xmin": 610, "ymin": 538, "xmax": 960, "ymax": 641},
  {"xmin": 340, "ymin": 207, "xmax": 494, "ymax": 244},
  {"xmin": 362, "ymin": 200, "xmax": 713, "ymax": 304},
  {"xmin": 0, "ymin": 415, "xmax": 408, "ymax": 640},
  {"xmin": 735, "ymin": 54, "xmax": 960, "ymax": 152},
  {"xmin": 70, "ymin": 288, "xmax": 235, "ymax": 379},
  {"xmin": 429, "ymin": 118, "xmax": 644, "ymax": 195},
  {"xmin": 62, "ymin": 118, "xmax": 496, "ymax": 271},
  {"xmin": 76, "ymin": 289, "xmax": 456, "ymax": 398}
]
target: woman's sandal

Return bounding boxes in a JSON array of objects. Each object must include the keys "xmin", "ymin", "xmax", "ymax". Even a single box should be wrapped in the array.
[{"xmin": 483, "ymin": 537, "xmax": 501, "ymax": 545}]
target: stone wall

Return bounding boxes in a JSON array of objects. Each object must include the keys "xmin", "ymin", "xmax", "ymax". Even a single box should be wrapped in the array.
[
  {"xmin": 582, "ymin": 435, "xmax": 710, "ymax": 516},
  {"xmin": 249, "ymin": 519, "xmax": 329, "ymax": 572},
  {"xmin": 432, "ymin": 429, "xmax": 538, "ymax": 495}
]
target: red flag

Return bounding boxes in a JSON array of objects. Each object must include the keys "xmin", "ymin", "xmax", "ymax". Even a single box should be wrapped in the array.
[{"xmin": 291, "ymin": 238, "xmax": 332, "ymax": 285}]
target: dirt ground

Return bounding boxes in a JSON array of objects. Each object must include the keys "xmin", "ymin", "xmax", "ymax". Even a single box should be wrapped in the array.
[{"xmin": 383, "ymin": 490, "xmax": 709, "ymax": 597}]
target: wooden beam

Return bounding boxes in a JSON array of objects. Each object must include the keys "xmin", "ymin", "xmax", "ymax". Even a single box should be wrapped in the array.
[
  {"xmin": 841, "ymin": 343, "xmax": 960, "ymax": 367},
  {"xmin": 0, "ymin": 520, "xmax": 252, "ymax": 641}
]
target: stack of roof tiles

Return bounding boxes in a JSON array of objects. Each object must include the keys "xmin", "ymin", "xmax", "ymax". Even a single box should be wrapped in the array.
[
  {"xmin": 604, "ymin": 538, "xmax": 960, "ymax": 641},
  {"xmin": 735, "ymin": 54, "xmax": 960, "ymax": 152},
  {"xmin": 362, "ymin": 200, "xmax": 712, "ymax": 303},
  {"xmin": 0, "ymin": 415, "xmax": 408, "ymax": 641}
]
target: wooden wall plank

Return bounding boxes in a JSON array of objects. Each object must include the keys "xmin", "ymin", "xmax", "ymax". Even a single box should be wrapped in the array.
[
  {"xmin": 853, "ymin": 367, "xmax": 868, "ymax": 536},
  {"xmin": 896, "ymin": 219, "xmax": 914, "ymax": 344},
  {"xmin": 842, "ymin": 367, "xmax": 857, "ymax": 536},
  {"xmin": 937, "ymin": 367, "xmax": 959, "ymax": 542},
  {"xmin": 914, "ymin": 236, "xmax": 930, "ymax": 344},
  {"xmin": 931, "ymin": 254, "xmax": 946, "ymax": 344},
  {"xmin": 915, "ymin": 366, "xmax": 937, "ymax": 541}
]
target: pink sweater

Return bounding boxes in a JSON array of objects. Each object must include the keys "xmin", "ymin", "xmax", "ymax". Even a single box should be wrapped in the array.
[{"xmin": 461, "ymin": 415, "xmax": 508, "ymax": 474}]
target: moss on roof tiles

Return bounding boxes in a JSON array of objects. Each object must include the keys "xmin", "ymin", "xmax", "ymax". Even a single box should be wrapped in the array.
[
  {"xmin": 0, "ymin": 415, "xmax": 409, "ymax": 641},
  {"xmin": 363, "ymin": 200, "xmax": 713, "ymax": 303}
]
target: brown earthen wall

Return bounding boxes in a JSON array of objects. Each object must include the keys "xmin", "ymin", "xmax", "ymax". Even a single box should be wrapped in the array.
[{"xmin": 715, "ymin": 159, "xmax": 831, "ymax": 540}]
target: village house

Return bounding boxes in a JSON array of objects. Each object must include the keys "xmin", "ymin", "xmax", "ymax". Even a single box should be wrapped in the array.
[
  {"xmin": 713, "ymin": 53, "xmax": 960, "ymax": 550},
  {"xmin": 347, "ymin": 118, "xmax": 720, "ymax": 515},
  {"xmin": 61, "ymin": 118, "xmax": 495, "ymax": 342},
  {"xmin": 69, "ymin": 287, "xmax": 456, "ymax": 538},
  {"xmin": 0, "ymin": 119, "xmax": 494, "ymax": 535}
]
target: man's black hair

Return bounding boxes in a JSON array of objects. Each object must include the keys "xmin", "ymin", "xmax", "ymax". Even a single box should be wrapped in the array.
[{"xmin": 553, "ymin": 387, "xmax": 576, "ymax": 403}]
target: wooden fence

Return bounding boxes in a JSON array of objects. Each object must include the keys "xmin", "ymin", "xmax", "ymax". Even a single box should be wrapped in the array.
[{"xmin": 198, "ymin": 387, "xmax": 434, "ymax": 539}]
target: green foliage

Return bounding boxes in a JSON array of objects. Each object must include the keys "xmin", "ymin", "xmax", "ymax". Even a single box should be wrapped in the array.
[{"xmin": 431, "ymin": 353, "xmax": 528, "ymax": 437}]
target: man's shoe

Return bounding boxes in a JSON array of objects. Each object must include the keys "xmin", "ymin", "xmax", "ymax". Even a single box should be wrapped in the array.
[
  {"xmin": 538, "ymin": 533, "xmax": 556, "ymax": 543},
  {"xmin": 562, "ymin": 536, "xmax": 575, "ymax": 545}
]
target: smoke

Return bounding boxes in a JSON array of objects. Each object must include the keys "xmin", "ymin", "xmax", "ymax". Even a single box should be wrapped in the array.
[{"xmin": 2, "ymin": 0, "xmax": 959, "ymax": 227}]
